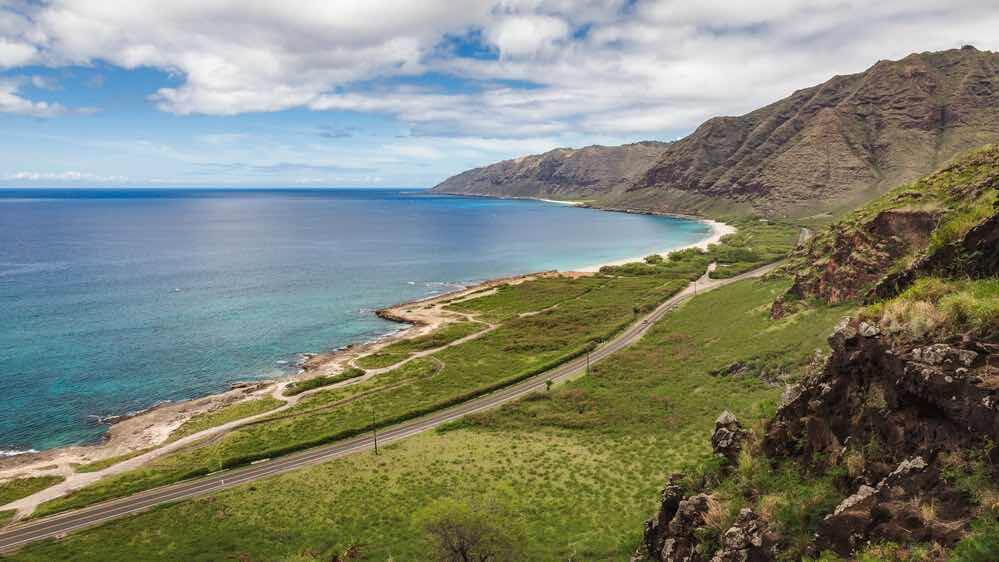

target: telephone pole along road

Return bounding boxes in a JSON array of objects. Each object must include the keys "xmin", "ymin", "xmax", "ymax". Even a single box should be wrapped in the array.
[{"xmin": 0, "ymin": 260, "xmax": 781, "ymax": 553}]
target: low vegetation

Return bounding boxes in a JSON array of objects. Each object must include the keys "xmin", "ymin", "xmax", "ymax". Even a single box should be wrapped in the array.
[
  {"xmin": 282, "ymin": 368, "xmax": 366, "ymax": 396},
  {"xmin": 168, "ymin": 397, "xmax": 285, "ymax": 442},
  {"xmin": 863, "ymin": 277, "xmax": 999, "ymax": 340},
  {"xmin": 0, "ymin": 475, "xmax": 65, "ymax": 506},
  {"xmin": 0, "ymin": 509, "xmax": 14, "ymax": 526},
  {"xmin": 355, "ymin": 321, "xmax": 483, "ymax": 369}
]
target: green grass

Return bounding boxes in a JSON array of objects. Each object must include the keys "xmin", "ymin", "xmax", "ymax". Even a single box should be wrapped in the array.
[
  {"xmin": 445, "ymin": 276, "xmax": 599, "ymax": 322},
  {"xmin": 75, "ymin": 449, "xmax": 153, "ymax": 473},
  {"xmin": 167, "ymin": 397, "xmax": 285, "ymax": 442},
  {"xmin": 0, "ymin": 509, "xmax": 14, "ymax": 526},
  {"xmin": 282, "ymin": 368, "xmax": 366, "ymax": 396},
  {"xmin": 15, "ymin": 278, "xmax": 851, "ymax": 560},
  {"xmin": 708, "ymin": 220, "xmax": 800, "ymax": 278},
  {"xmin": 863, "ymin": 277, "xmax": 999, "ymax": 340},
  {"xmin": 355, "ymin": 321, "xmax": 484, "ymax": 369},
  {"xmin": 0, "ymin": 476, "xmax": 65, "ymax": 506}
]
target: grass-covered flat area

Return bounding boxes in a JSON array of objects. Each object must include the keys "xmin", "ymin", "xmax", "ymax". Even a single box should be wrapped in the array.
[
  {"xmin": 14, "ymin": 277, "xmax": 852, "ymax": 560},
  {"xmin": 0, "ymin": 476, "xmax": 65, "ymax": 506},
  {"xmin": 167, "ymin": 397, "xmax": 286, "ymax": 442},
  {"xmin": 355, "ymin": 321, "xmax": 485, "ymax": 369}
]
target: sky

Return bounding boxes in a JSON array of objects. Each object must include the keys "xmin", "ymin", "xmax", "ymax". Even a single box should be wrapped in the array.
[{"xmin": 1, "ymin": 1, "xmax": 998, "ymax": 188}]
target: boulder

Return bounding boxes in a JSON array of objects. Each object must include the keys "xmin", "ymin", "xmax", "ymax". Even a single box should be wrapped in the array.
[{"xmin": 712, "ymin": 411, "xmax": 748, "ymax": 465}]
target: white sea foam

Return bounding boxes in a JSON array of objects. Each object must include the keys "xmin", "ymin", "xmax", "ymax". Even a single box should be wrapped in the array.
[{"xmin": 0, "ymin": 448, "xmax": 39, "ymax": 457}]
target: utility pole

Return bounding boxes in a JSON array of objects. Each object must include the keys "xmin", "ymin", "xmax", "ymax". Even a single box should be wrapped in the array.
[{"xmin": 371, "ymin": 410, "xmax": 379, "ymax": 455}]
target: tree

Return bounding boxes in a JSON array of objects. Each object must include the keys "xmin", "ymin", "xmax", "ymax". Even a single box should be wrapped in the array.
[{"xmin": 416, "ymin": 496, "xmax": 527, "ymax": 562}]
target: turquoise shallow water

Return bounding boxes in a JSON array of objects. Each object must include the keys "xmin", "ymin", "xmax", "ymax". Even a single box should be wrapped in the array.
[{"xmin": 0, "ymin": 188, "xmax": 710, "ymax": 451}]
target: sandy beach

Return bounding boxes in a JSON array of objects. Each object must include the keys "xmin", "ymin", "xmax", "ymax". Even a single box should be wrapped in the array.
[
  {"xmin": 0, "ymin": 210, "xmax": 734, "ymax": 486},
  {"xmin": 575, "ymin": 218, "xmax": 736, "ymax": 272}
]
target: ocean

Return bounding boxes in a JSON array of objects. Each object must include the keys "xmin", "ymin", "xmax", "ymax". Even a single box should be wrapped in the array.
[{"xmin": 0, "ymin": 188, "xmax": 710, "ymax": 452}]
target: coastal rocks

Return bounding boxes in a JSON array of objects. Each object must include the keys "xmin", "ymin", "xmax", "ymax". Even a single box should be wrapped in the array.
[
  {"xmin": 636, "ymin": 483, "xmax": 777, "ymax": 562},
  {"xmin": 761, "ymin": 317, "xmax": 997, "ymax": 555},
  {"xmin": 711, "ymin": 411, "xmax": 747, "ymax": 466},
  {"xmin": 816, "ymin": 456, "xmax": 969, "ymax": 555},
  {"xmin": 763, "ymin": 318, "xmax": 999, "ymax": 468},
  {"xmin": 635, "ymin": 487, "xmax": 714, "ymax": 562},
  {"xmin": 711, "ymin": 509, "xmax": 776, "ymax": 562}
]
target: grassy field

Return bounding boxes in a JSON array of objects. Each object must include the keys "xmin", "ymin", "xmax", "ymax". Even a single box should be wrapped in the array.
[
  {"xmin": 283, "ymin": 368, "xmax": 366, "ymax": 396},
  {"xmin": 0, "ymin": 476, "xmax": 65, "ymax": 506},
  {"xmin": 14, "ymin": 278, "xmax": 852, "ymax": 560},
  {"xmin": 167, "ymin": 396, "xmax": 285, "ymax": 442},
  {"xmin": 355, "ymin": 321, "xmax": 485, "ymax": 369}
]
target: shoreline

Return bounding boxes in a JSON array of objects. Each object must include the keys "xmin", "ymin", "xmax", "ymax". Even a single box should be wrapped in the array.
[{"xmin": 0, "ymin": 199, "xmax": 734, "ymax": 483}]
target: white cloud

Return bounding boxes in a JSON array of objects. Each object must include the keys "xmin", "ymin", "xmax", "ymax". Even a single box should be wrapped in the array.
[
  {"xmin": 484, "ymin": 15, "xmax": 569, "ymax": 57},
  {"xmin": 0, "ymin": 79, "xmax": 66, "ymax": 117},
  {"xmin": 5, "ymin": 171, "xmax": 128, "ymax": 182},
  {"xmin": 1, "ymin": 0, "xmax": 999, "ymax": 145},
  {"xmin": 0, "ymin": 38, "xmax": 35, "ymax": 67}
]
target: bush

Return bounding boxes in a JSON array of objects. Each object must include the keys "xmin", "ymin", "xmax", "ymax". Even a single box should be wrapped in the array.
[
  {"xmin": 416, "ymin": 496, "xmax": 527, "ymax": 562},
  {"xmin": 880, "ymin": 300, "xmax": 946, "ymax": 339},
  {"xmin": 950, "ymin": 513, "xmax": 999, "ymax": 562}
]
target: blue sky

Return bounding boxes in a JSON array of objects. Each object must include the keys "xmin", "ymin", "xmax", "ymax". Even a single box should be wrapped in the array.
[{"xmin": 1, "ymin": 0, "xmax": 998, "ymax": 188}]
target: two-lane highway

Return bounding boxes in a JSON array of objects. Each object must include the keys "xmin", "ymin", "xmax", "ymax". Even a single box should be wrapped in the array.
[{"xmin": 0, "ymin": 261, "xmax": 781, "ymax": 553}]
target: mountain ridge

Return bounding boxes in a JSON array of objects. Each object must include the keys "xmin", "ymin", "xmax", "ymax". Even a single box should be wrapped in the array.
[{"xmin": 433, "ymin": 46, "xmax": 999, "ymax": 218}]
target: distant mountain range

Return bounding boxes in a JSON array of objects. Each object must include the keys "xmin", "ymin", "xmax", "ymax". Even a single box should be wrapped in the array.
[{"xmin": 433, "ymin": 46, "xmax": 999, "ymax": 217}]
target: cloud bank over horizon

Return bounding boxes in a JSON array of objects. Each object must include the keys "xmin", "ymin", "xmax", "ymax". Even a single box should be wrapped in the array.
[{"xmin": 1, "ymin": 0, "xmax": 998, "ymax": 187}]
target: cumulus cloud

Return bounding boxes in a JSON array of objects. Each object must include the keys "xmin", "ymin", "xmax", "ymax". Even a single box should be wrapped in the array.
[
  {"xmin": 484, "ymin": 14, "xmax": 570, "ymax": 57},
  {"xmin": 2, "ymin": 0, "xmax": 999, "ymax": 140},
  {"xmin": 0, "ymin": 79, "xmax": 66, "ymax": 117}
]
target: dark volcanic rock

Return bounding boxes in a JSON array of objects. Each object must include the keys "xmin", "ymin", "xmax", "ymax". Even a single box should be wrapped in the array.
[
  {"xmin": 761, "ymin": 317, "xmax": 998, "ymax": 556},
  {"xmin": 711, "ymin": 411, "xmax": 747, "ymax": 466}
]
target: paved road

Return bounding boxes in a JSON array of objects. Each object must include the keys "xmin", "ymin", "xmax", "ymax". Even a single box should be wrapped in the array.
[{"xmin": 0, "ymin": 261, "xmax": 781, "ymax": 553}]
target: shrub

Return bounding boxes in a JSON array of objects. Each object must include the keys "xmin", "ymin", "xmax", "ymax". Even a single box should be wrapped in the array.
[
  {"xmin": 880, "ymin": 300, "xmax": 945, "ymax": 339},
  {"xmin": 950, "ymin": 513, "xmax": 999, "ymax": 562},
  {"xmin": 415, "ymin": 496, "xmax": 527, "ymax": 562}
]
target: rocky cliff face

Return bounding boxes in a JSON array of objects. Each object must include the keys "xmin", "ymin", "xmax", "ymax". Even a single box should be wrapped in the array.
[
  {"xmin": 433, "ymin": 47, "xmax": 999, "ymax": 218},
  {"xmin": 775, "ymin": 144, "xmax": 998, "ymax": 310},
  {"xmin": 634, "ymin": 318, "xmax": 999, "ymax": 561},
  {"xmin": 763, "ymin": 319, "xmax": 998, "ymax": 556}
]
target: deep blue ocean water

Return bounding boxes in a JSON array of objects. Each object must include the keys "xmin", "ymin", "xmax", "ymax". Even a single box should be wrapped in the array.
[{"xmin": 0, "ymin": 188, "xmax": 710, "ymax": 451}]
